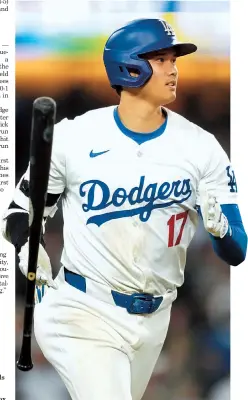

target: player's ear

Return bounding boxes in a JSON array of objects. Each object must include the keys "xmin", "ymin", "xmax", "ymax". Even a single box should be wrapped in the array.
[{"xmin": 127, "ymin": 68, "xmax": 140, "ymax": 78}]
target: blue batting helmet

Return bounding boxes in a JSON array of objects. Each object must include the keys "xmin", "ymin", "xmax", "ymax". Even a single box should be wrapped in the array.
[{"xmin": 103, "ymin": 18, "xmax": 197, "ymax": 88}]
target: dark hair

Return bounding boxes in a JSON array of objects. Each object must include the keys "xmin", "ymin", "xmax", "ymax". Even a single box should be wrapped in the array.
[{"xmin": 114, "ymin": 85, "xmax": 123, "ymax": 96}]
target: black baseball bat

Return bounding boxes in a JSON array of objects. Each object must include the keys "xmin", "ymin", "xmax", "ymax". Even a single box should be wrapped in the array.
[{"xmin": 17, "ymin": 97, "xmax": 56, "ymax": 371}]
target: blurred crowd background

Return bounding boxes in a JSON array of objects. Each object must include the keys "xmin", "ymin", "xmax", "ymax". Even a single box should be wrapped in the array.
[{"xmin": 15, "ymin": 1, "xmax": 230, "ymax": 399}]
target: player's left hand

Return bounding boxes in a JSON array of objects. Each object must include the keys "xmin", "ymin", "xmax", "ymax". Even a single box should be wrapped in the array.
[
  {"xmin": 19, "ymin": 241, "xmax": 57, "ymax": 288},
  {"xmin": 200, "ymin": 188, "xmax": 229, "ymax": 238}
]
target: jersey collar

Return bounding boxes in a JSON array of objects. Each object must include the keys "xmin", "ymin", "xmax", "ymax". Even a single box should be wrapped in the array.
[{"xmin": 113, "ymin": 106, "xmax": 167, "ymax": 145}]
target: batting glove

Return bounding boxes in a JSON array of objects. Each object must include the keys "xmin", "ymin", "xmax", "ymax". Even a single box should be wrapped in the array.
[
  {"xmin": 18, "ymin": 241, "xmax": 57, "ymax": 289},
  {"xmin": 35, "ymin": 284, "xmax": 49, "ymax": 304},
  {"xmin": 200, "ymin": 189, "xmax": 229, "ymax": 239}
]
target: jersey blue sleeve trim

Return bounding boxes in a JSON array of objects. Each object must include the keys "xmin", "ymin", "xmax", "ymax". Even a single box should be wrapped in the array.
[
  {"xmin": 199, "ymin": 204, "xmax": 247, "ymax": 266},
  {"xmin": 113, "ymin": 107, "xmax": 167, "ymax": 145}
]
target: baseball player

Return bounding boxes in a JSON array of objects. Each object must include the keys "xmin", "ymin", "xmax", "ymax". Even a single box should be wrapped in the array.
[{"xmin": 3, "ymin": 19, "xmax": 247, "ymax": 400}]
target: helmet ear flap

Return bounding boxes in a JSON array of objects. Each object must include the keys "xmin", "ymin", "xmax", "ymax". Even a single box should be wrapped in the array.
[
  {"xmin": 115, "ymin": 64, "xmax": 142, "ymax": 87},
  {"xmin": 114, "ymin": 67, "xmax": 141, "ymax": 95},
  {"xmin": 104, "ymin": 46, "xmax": 153, "ymax": 88},
  {"xmin": 113, "ymin": 60, "xmax": 153, "ymax": 91},
  {"xmin": 118, "ymin": 65, "xmax": 140, "ymax": 78}
]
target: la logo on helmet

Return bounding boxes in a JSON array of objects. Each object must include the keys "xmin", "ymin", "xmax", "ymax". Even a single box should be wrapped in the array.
[{"xmin": 160, "ymin": 20, "xmax": 174, "ymax": 36}]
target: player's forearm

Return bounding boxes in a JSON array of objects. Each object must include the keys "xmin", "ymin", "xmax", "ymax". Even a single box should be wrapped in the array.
[
  {"xmin": 4, "ymin": 204, "xmax": 30, "ymax": 252},
  {"xmin": 2, "ymin": 188, "xmax": 61, "ymax": 252},
  {"xmin": 3, "ymin": 202, "xmax": 46, "ymax": 253},
  {"xmin": 210, "ymin": 204, "xmax": 247, "ymax": 266},
  {"xmin": 210, "ymin": 222, "xmax": 247, "ymax": 266}
]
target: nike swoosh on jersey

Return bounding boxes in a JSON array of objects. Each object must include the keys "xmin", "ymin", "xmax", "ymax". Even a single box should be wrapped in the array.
[{"xmin": 90, "ymin": 150, "xmax": 110, "ymax": 158}]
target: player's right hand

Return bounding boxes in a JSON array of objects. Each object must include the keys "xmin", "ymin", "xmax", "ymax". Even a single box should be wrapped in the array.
[
  {"xmin": 200, "ymin": 187, "xmax": 229, "ymax": 239},
  {"xmin": 18, "ymin": 241, "xmax": 58, "ymax": 289}
]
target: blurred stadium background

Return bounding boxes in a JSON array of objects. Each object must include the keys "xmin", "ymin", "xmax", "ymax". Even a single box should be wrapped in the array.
[{"xmin": 15, "ymin": 1, "xmax": 230, "ymax": 399}]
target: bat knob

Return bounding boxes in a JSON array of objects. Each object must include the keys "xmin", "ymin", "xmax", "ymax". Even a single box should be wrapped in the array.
[
  {"xmin": 17, "ymin": 343, "xmax": 33, "ymax": 372},
  {"xmin": 16, "ymin": 359, "xmax": 33, "ymax": 372}
]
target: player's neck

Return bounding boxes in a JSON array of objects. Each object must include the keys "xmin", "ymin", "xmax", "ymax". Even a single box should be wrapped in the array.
[{"xmin": 118, "ymin": 95, "xmax": 165, "ymax": 134}]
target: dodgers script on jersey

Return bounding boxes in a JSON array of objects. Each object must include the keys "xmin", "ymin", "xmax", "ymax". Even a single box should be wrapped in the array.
[{"xmin": 20, "ymin": 106, "xmax": 237, "ymax": 295}]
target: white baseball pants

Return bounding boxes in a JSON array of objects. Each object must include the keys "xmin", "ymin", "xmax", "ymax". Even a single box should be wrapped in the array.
[{"xmin": 34, "ymin": 268, "xmax": 176, "ymax": 400}]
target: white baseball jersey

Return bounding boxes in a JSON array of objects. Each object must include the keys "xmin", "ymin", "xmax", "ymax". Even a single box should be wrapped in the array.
[{"xmin": 17, "ymin": 106, "xmax": 238, "ymax": 295}]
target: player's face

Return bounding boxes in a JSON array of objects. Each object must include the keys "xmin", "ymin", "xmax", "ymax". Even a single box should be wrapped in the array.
[{"xmin": 140, "ymin": 50, "xmax": 178, "ymax": 106}]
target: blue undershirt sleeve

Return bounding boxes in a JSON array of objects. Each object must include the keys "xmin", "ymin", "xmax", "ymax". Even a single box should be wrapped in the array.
[{"xmin": 199, "ymin": 204, "xmax": 247, "ymax": 266}]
